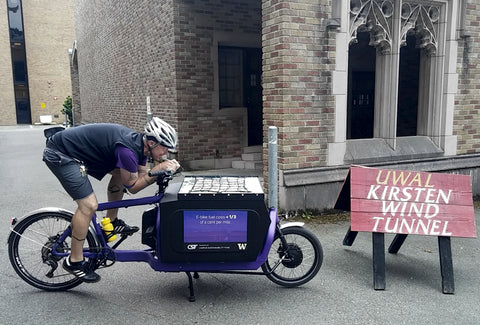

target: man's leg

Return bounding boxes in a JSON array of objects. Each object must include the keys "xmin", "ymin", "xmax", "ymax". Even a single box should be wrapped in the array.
[
  {"xmin": 105, "ymin": 170, "xmax": 139, "ymax": 235},
  {"xmin": 63, "ymin": 193, "xmax": 101, "ymax": 283},
  {"xmin": 43, "ymin": 149, "xmax": 100, "ymax": 281},
  {"xmin": 70, "ymin": 193, "xmax": 98, "ymax": 262},
  {"xmin": 106, "ymin": 169, "xmax": 123, "ymax": 221}
]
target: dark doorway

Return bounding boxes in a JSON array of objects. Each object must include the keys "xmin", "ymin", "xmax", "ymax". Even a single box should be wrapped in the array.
[
  {"xmin": 14, "ymin": 85, "xmax": 31, "ymax": 124},
  {"xmin": 218, "ymin": 46, "xmax": 263, "ymax": 146}
]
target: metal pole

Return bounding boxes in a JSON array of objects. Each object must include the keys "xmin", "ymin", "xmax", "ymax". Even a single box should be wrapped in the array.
[
  {"xmin": 268, "ymin": 126, "xmax": 278, "ymax": 211},
  {"xmin": 71, "ymin": 103, "xmax": 75, "ymax": 126},
  {"xmin": 146, "ymin": 96, "xmax": 155, "ymax": 168},
  {"xmin": 146, "ymin": 96, "xmax": 153, "ymax": 122}
]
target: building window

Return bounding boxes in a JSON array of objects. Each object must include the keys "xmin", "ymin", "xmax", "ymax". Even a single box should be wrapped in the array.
[
  {"xmin": 329, "ymin": 0, "xmax": 457, "ymax": 165},
  {"xmin": 7, "ymin": 0, "xmax": 23, "ymax": 41},
  {"xmin": 347, "ymin": 32, "xmax": 376, "ymax": 139},
  {"xmin": 218, "ymin": 46, "xmax": 244, "ymax": 108},
  {"xmin": 7, "ymin": 0, "xmax": 31, "ymax": 124},
  {"xmin": 397, "ymin": 33, "xmax": 420, "ymax": 137}
]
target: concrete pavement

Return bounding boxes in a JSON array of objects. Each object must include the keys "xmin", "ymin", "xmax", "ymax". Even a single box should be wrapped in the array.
[{"xmin": 0, "ymin": 125, "xmax": 479, "ymax": 324}]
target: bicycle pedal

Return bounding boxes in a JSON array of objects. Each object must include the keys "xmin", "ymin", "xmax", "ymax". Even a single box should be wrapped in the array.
[{"xmin": 98, "ymin": 259, "xmax": 115, "ymax": 268}]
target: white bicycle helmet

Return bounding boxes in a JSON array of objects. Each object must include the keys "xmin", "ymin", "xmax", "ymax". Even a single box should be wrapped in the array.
[{"xmin": 144, "ymin": 117, "xmax": 178, "ymax": 150}]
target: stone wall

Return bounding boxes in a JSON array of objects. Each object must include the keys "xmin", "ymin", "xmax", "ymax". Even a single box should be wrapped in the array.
[
  {"xmin": 22, "ymin": 0, "xmax": 75, "ymax": 125},
  {"xmin": 0, "ymin": 0, "xmax": 74, "ymax": 125}
]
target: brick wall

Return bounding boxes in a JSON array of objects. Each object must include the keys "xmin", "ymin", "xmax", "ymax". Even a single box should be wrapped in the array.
[
  {"xmin": 455, "ymin": 0, "xmax": 480, "ymax": 154},
  {"xmin": 74, "ymin": 0, "xmax": 261, "ymax": 164},
  {"xmin": 174, "ymin": 0, "xmax": 261, "ymax": 162},
  {"xmin": 262, "ymin": 0, "xmax": 334, "ymax": 171},
  {"xmin": 74, "ymin": 0, "xmax": 177, "ymax": 131}
]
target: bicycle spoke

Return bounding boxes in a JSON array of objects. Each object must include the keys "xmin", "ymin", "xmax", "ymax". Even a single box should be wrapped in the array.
[
  {"xmin": 262, "ymin": 227, "xmax": 323, "ymax": 287},
  {"xmin": 8, "ymin": 211, "xmax": 98, "ymax": 291}
]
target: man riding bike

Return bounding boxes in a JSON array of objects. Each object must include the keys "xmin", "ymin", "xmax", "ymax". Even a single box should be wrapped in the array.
[{"xmin": 43, "ymin": 117, "xmax": 180, "ymax": 282}]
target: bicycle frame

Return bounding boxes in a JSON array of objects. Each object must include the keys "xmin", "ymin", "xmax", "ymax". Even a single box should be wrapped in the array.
[
  {"xmin": 52, "ymin": 191, "xmax": 278, "ymax": 273},
  {"xmin": 8, "ymin": 174, "xmax": 321, "ymax": 302}
]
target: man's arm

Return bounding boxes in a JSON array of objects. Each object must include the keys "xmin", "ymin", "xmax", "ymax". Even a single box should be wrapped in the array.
[{"xmin": 121, "ymin": 160, "xmax": 179, "ymax": 194}]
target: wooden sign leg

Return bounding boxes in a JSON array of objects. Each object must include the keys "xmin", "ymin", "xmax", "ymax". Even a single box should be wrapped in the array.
[
  {"xmin": 372, "ymin": 232, "xmax": 386, "ymax": 290},
  {"xmin": 343, "ymin": 227, "xmax": 358, "ymax": 246},
  {"xmin": 388, "ymin": 234, "xmax": 408, "ymax": 254},
  {"xmin": 438, "ymin": 236, "xmax": 455, "ymax": 294}
]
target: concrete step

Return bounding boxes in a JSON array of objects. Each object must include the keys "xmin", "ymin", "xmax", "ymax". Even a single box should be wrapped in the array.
[
  {"xmin": 241, "ymin": 152, "xmax": 262, "ymax": 161},
  {"xmin": 242, "ymin": 145, "xmax": 262, "ymax": 154},
  {"xmin": 231, "ymin": 146, "xmax": 264, "ymax": 170},
  {"xmin": 232, "ymin": 160, "xmax": 263, "ymax": 170},
  {"xmin": 244, "ymin": 161, "xmax": 263, "ymax": 170},
  {"xmin": 232, "ymin": 160, "xmax": 246, "ymax": 169}
]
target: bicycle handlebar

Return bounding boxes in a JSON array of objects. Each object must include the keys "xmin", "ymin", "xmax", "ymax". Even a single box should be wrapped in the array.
[
  {"xmin": 148, "ymin": 166, "xmax": 183, "ymax": 192},
  {"xmin": 148, "ymin": 169, "xmax": 173, "ymax": 178},
  {"xmin": 148, "ymin": 166, "xmax": 183, "ymax": 178}
]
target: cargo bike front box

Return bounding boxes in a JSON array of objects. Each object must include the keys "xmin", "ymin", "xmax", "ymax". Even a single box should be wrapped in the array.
[{"xmin": 142, "ymin": 176, "xmax": 270, "ymax": 263}]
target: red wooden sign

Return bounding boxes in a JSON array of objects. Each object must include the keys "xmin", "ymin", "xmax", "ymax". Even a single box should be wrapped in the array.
[{"xmin": 343, "ymin": 165, "xmax": 476, "ymax": 238}]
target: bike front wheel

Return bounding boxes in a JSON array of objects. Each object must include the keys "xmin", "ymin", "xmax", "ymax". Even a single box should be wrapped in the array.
[
  {"xmin": 8, "ymin": 211, "xmax": 98, "ymax": 291},
  {"xmin": 261, "ymin": 226, "xmax": 323, "ymax": 287}
]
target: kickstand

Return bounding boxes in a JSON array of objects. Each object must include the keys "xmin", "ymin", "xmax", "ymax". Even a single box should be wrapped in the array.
[{"xmin": 186, "ymin": 272, "xmax": 196, "ymax": 302}]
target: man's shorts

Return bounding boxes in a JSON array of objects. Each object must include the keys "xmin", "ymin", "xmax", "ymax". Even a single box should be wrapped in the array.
[{"xmin": 43, "ymin": 147, "xmax": 94, "ymax": 200}]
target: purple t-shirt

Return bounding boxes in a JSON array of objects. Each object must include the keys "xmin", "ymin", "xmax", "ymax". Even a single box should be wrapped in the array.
[{"xmin": 115, "ymin": 145, "xmax": 147, "ymax": 173}]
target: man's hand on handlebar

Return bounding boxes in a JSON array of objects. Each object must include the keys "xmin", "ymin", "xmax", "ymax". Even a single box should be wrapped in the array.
[
  {"xmin": 154, "ymin": 159, "xmax": 180, "ymax": 173},
  {"xmin": 147, "ymin": 160, "xmax": 181, "ymax": 191}
]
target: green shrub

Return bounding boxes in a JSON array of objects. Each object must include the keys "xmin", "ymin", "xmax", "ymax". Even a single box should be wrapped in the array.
[{"xmin": 61, "ymin": 96, "xmax": 73, "ymax": 126}]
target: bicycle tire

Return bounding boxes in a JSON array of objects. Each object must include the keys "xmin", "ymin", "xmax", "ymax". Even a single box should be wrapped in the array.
[
  {"xmin": 8, "ymin": 211, "xmax": 98, "ymax": 291},
  {"xmin": 261, "ymin": 226, "xmax": 323, "ymax": 287}
]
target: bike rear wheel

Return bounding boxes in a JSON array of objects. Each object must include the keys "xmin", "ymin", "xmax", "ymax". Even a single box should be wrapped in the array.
[
  {"xmin": 261, "ymin": 226, "xmax": 323, "ymax": 287},
  {"xmin": 8, "ymin": 211, "xmax": 98, "ymax": 291}
]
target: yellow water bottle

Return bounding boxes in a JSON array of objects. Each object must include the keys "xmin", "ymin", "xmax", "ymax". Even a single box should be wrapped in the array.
[{"xmin": 101, "ymin": 217, "xmax": 117, "ymax": 242}]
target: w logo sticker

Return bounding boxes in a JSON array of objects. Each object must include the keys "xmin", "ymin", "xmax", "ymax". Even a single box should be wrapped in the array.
[{"xmin": 237, "ymin": 243, "xmax": 247, "ymax": 250}]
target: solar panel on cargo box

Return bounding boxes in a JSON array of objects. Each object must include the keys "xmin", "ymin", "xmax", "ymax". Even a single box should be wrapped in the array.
[{"xmin": 178, "ymin": 176, "xmax": 264, "ymax": 199}]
